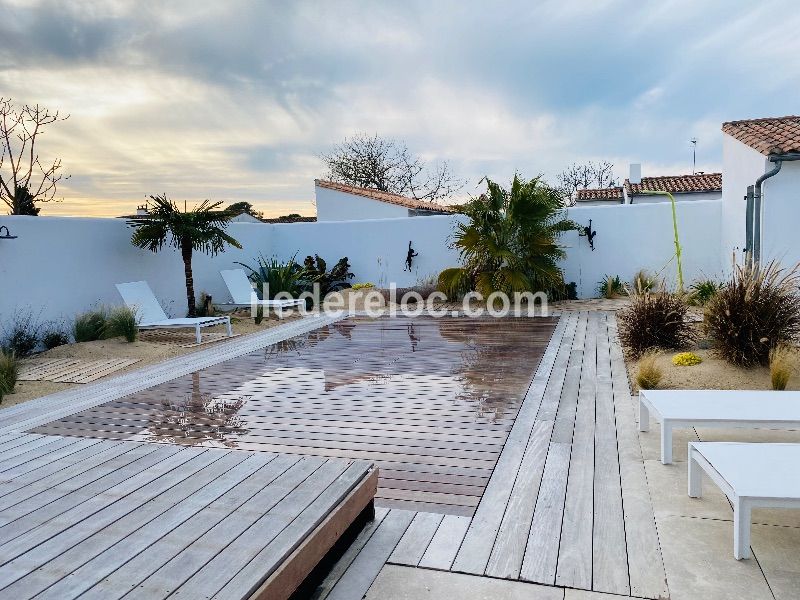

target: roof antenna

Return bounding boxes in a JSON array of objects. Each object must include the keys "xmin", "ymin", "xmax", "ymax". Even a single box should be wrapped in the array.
[{"xmin": 690, "ymin": 138, "xmax": 697, "ymax": 174}]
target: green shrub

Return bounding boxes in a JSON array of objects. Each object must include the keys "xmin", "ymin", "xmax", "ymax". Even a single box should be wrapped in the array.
[
  {"xmin": 352, "ymin": 282, "xmax": 375, "ymax": 290},
  {"xmin": 598, "ymin": 275, "xmax": 627, "ymax": 299},
  {"xmin": 704, "ymin": 261, "xmax": 800, "ymax": 367},
  {"xmin": 41, "ymin": 323, "xmax": 70, "ymax": 350},
  {"xmin": 618, "ymin": 288, "xmax": 695, "ymax": 357},
  {"xmin": 105, "ymin": 306, "xmax": 139, "ymax": 342},
  {"xmin": 635, "ymin": 351, "xmax": 663, "ymax": 390},
  {"xmin": 1, "ymin": 312, "xmax": 39, "ymax": 357},
  {"xmin": 73, "ymin": 309, "xmax": 108, "ymax": 343},
  {"xmin": 0, "ymin": 350, "xmax": 19, "ymax": 403},
  {"xmin": 688, "ymin": 278, "xmax": 722, "ymax": 306}
]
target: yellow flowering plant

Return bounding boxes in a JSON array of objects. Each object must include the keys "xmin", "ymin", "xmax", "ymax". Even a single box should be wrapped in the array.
[{"xmin": 672, "ymin": 352, "xmax": 702, "ymax": 366}]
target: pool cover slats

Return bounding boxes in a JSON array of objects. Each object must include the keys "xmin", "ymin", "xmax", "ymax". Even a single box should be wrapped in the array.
[
  {"xmin": 33, "ymin": 316, "xmax": 559, "ymax": 517},
  {"xmin": 0, "ymin": 434, "xmax": 375, "ymax": 600}
]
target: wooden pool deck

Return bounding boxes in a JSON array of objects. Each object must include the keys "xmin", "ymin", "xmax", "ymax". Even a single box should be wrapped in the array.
[
  {"xmin": 0, "ymin": 311, "xmax": 670, "ymax": 599},
  {"xmin": 312, "ymin": 311, "xmax": 670, "ymax": 600},
  {"xmin": 0, "ymin": 432, "xmax": 375, "ymax": 600}
]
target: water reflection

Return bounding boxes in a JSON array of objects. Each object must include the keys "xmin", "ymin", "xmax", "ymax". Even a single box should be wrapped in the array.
[{"xmin": 83, "ymin": 316, "xmax": 557, "ymax": 448}]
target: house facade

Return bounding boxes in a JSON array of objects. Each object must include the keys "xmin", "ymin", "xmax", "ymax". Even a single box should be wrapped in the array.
[
  {"xmin": 720, "ymin": 115, "xmax": 800, "ymax": 269},
  {"xmin": 314, "ymin": 180, "xmax": 454, "ymax": 221}
]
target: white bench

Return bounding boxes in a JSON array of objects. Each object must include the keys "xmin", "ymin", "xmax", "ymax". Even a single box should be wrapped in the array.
[
  {"xmin": 688, "ymin": 442, "xmax": 800, "ymax": 559},
  {"xmin": 219, "ymin": 269, "xmax": 306, "ymax": 317},
  {"xmin": 639, "ymin": 390, "xmax": 800, "ymax": 464}
]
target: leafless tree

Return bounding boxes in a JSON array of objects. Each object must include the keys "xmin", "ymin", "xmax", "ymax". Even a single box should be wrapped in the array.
[
  {"xmin": 321, "ymin": 133, "xmax": 463, "ymax": 203},
  {"xmin": 556, "ymin": 160, "xmax": 618, "ymax": 205},
  {"xmin": 0, "ymin": 98, "xmax": 69, "ymax": 215}
]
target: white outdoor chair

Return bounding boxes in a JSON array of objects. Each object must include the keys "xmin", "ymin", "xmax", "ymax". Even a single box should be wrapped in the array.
[
  {"xmin": 689, "ymin": 442, "xmax": 800, "ymax": 559},
  {"xmin": 218, "ymin": 268, "xmax": 305, "ymax": 318},
  {"xmin": 115, "ymin": 281, "xmax": 232, "ymax": 344},
  {"xmin": 639, "ymin": 389, "xmax": 800, "ymax": 464}
]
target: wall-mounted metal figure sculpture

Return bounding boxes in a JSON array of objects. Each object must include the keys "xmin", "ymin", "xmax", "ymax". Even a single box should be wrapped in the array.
[
  {"xmin": 578, "ymin": 219, "xmax": 597, "ymax": 251},
  {"xmin": 404, "ymin": 241, "xmax": 418, "ymax": 271}
]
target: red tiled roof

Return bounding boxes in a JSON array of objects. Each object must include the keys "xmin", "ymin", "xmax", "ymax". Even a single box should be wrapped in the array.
[
  {"xmin": 624, "ymin": 173, "xmax": 722, "ymax": 196},
  {"xmin": 722, "ymin": 116, "xmax": 800, "ymax": 155},
  {"xmin": 575, "ymin": 187, "xmax": 623, "ymax": 201},
  {"xmin": 314, "ymin": 179, "xmax": 455, "ymax": 212}
]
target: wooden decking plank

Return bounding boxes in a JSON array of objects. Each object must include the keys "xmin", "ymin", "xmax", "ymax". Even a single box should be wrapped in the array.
[
  {"xmin": 311, "ymin": 507, "xmax": 390, "ymax": 600},
  {"xmin": 0, "ymin": 445, "xmax": 196, "ymax": 564},
  {"xmin": 3, "ymin": 451, "xmax": 261, "ymax": 599},
  {"xmin": 451, "ymin": 315, "xmax": 570, "ymax": 574},
  {"xmin": 484, "ymin": 419, "xmax": 553, "ymax": 579},
  {"xmin": 213, "ymin": 461, "xmax": 375, "ymax": 600},
  {"xmin": 323, "ymin": 509, "xmax": 415, "ymax": 600},
  {"xmin": 608, "ymin": 314, "xmax": 669, "ymax": 599},
  {"xmin": 374, "ymin": 497, "xmax": 473, "ymax": 517},
  {"xmin": 0, "ymin": 443, "xmax": 163, "ymax": 532},
  {"xmin": 418, "ymin": 514, "xmax": 470, "ymax": 570},
  {"xmin": 519, "ymin": 441, "xmax": 571, "ymax": 585},
  {"xmin": 0, "ymin": 435, "xmax": 77, "ymax": 473},
  {"xmin": 592, "ymin": 314, "xmax": 630, "ymax": 595},
  {"xmin": 0, "ymin": 438, "xmax": 103, "ymax": 490},
  {"xmin": 159, "ymin": 460, "xmax": 357, "ymax": 600},
  {"xmin": 77, "ymin": 455, "xmax": 326, "ymax": 600},
  {"xmin": 554, "ymin": 312, "xmax": 597, "ymax": 589},
  {"xmin": 33, "ymin": 454, "xmax": 292, "ymax": 600},
  {"xmin": 0, "ymin": 442, "xmax": 135, "ymax": 511},
  {"xmin": 388, "ymin": 511, "xmax": 443, "ymax": 566}
]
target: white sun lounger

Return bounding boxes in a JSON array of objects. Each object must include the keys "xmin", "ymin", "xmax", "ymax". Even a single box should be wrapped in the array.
[
  {"xmin": 689, "ymin": 442, "xmax": 800, "ymax": 559},
  {"xmin": 639, "ymin": 390, "xmax": 800, "ymax": 464},
  {"xmin": 116, "ymin": 281, "xmax": 232, "ymax": 344},
  {"xmin": 218, "ymin": 268, "xmax": 305, "ymax": 317}
]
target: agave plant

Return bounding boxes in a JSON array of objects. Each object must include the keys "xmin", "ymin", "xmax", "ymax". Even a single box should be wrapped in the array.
[
  {"xmin": 438, "ymin": 175, "xmax": 577, "ymax": 298},
  {"xmin": 238, "ymin": 254, "xmax": 304, "ymax": 299}
]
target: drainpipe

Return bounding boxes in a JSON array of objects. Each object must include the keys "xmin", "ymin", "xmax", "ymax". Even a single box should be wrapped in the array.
[
  {"xmin": 752, "ymin": 159, "xmax": 782, "ymax": 267},
  {"xmin": 751, "ymin": 152, "xmax": 800, "ymax": 267}
]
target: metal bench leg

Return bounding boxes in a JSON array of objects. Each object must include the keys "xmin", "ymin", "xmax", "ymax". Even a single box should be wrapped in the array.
[
  {"xmin": 225, "ymin": 319, "xmax": 233, "ymax": 337},
  {"xmin": 688, "ymin": 450, "xmax": 702, "ymax": 498},
  {"xmin": 661, "ymin": 421, "xmax": 673, "ymax": 464},
  {"xmin": 639, "ymin": 396, "xmax": 650, "ymax": 432},
  {"xmin": 195, "ymin": 325, "xmax": 202, "ymax": 345},
  {"xmin": 733, "ymin": 498, "xmax": 752, "ymax": 560}
]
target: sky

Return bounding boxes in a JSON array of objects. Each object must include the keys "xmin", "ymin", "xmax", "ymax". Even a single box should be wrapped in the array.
[{"xmin": 1, "ymin": 0, "xmax": 799, "ymax": 217}]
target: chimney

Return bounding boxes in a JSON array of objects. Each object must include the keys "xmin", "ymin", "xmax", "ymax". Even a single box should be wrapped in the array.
[
  {"xmin": 629, "ymin": 163, "xmax": 642, "ymax": 184},
  {"xmin": 136, "ymin": 205, "xmax": 149, "ymax": 216}
]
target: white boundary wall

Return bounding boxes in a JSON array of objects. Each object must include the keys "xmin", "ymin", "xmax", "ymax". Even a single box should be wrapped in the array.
[{"xmin": 0, "ymin": 201, "xmax": 722, "ymax": 332}]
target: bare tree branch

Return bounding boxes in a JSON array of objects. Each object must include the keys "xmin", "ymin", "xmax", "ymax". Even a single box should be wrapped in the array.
[
  {"xmin": 0, "ymin": 97, "xmax": 69, "ymax": 215},
  {"xmin": 321, "ymin": 133, "xmax": 463, "ymax": 203},
  {"xmin": 555, "ymin": 160, "xmax": 618, "ymax": 206}
]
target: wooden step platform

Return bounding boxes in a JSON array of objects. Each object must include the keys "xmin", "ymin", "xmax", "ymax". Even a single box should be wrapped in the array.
[
  {"xmin": 0, "ymin": 432, "xmax": 376, "ymax": 600},
  {"xmin": 18, "ymin": 358, "xmax": 141, "ymax": 383}
]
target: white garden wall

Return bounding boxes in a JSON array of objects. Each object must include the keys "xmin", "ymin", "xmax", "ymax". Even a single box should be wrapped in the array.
[
  {"xmin": 0, "ymin": 200, "xmax": 724, "ymax": 334},
  {"xmin": 0, "ymin": 216, "xmax": 273, "ymax": 333},
  {"xmin": 561, "ymin": 200, "xmax": 723, "ymax": 298}
]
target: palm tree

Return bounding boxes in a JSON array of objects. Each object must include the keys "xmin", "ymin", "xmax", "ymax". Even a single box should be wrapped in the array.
[
  {"xmin": 129, "ymin": 194, "xmax": 242, "ymax": 317},
  {"xmin": 438, "ymin": 175, "xmax": 577, "ymax": 298}
]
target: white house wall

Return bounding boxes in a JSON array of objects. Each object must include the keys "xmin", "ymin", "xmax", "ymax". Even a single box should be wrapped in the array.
[
  {"xmin": 631, "ymin": 191, "xmax": 722, "ymax": 204},
  {"xmin": 760, "ymin": 159, "xmax": 800, "ymax": 267},
  {"xmin": 315, "ymin": 187, "xmax": 409, "ymax": 221},
  {"xmin": 721, "ymin": 135, "xmax": 768, "ymax": 270}
]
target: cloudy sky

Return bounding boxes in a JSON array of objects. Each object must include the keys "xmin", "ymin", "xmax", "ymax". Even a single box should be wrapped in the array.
[{"xmin": 1, "ymin": 0, "xmax": 799, "ymax": 217}]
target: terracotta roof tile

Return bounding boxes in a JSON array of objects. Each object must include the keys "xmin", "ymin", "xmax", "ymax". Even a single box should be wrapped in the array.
[
  {"xmin": 624, "ymin": 173, "xmax": 722, "ymax": 196},
  {"xmin": 722, "ymin": 116, "xmax": 800, "ymax": 155},
  {"xmin": 575, "ymin": 187, "xmax": 623, "ymax": 201},
  {"xmin": 315, "ymin": 179, "xmax": 455, "ymax": 212}
]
